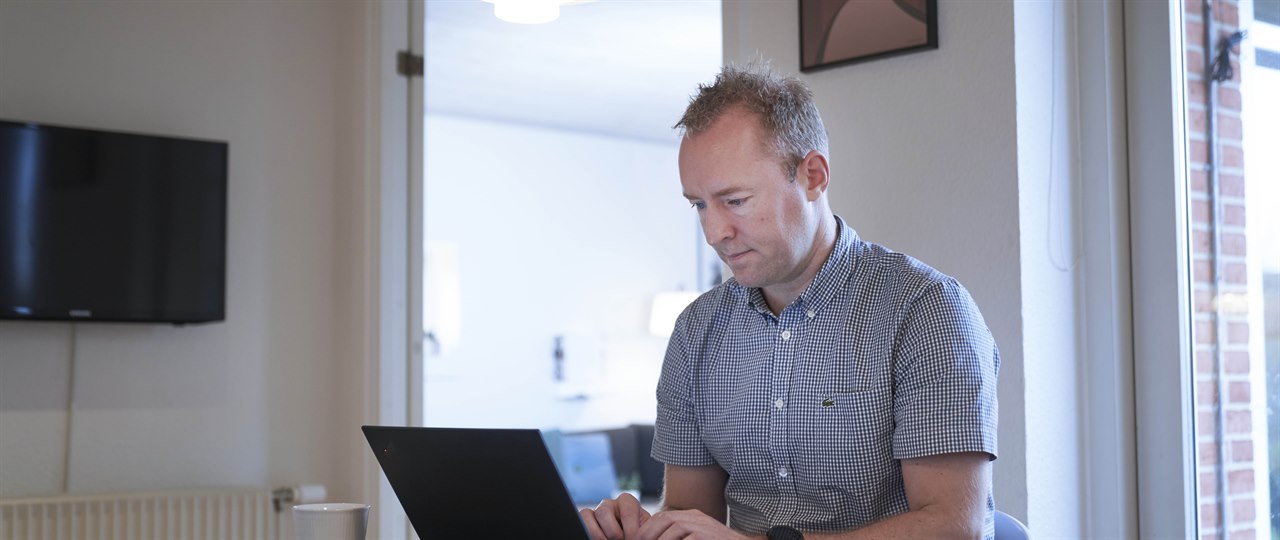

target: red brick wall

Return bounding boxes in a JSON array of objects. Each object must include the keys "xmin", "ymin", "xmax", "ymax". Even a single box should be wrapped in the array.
[{"xmin": 1185, "ymin": 0, "xmax": 1257, "ymax": 538}]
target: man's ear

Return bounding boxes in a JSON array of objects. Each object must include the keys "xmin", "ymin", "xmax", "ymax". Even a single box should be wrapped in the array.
[{"xmin": 796, "ymin": 151, "xmax": 830, "ymax": 201}]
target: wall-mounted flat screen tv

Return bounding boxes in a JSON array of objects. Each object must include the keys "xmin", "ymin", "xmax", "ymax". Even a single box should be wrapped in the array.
[{"xmin": 0, "ymin": 120, "xmax": 227, "ymax": 324}]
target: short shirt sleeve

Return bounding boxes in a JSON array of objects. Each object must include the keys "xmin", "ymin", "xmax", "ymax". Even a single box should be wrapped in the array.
[
  {"xmin": 890, "ymin": 278, "xmax": 1000, "ymax": 461},
  {"xmin": 652, "ymin": 310, "xmax": 716, "ymax": 467}
]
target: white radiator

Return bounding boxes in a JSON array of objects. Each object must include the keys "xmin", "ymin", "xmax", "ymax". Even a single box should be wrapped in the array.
[{"xmin": 0, "ymin": 487, "xmax": 290, "ymax": 540}]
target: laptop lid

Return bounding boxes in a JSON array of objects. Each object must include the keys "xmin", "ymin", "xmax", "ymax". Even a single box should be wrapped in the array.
[{"xmin": 362, "ymin": 425, "xmax": 590, "ymax": 539}]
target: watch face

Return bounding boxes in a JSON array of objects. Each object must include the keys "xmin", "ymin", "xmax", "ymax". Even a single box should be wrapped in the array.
[{"xmin": 767, "ymin": 525, "xmax": 804, "ymax": 540}]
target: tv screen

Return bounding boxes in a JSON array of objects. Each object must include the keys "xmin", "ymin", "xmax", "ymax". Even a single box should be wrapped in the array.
[{"xmin": 0, "ymin": 120, "xmax": 227, "ymax": 323}]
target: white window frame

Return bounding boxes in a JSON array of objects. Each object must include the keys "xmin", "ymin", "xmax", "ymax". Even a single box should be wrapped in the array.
[
  {"xmin": 1125, "ymin": 1, "xmax": 1199, "ymax": 538},
  {"xmin": 1075, "ymin": 0, "xmax": 1138, "ymax": 537}
]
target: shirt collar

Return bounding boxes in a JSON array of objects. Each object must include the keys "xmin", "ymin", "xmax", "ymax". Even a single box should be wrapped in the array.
[{"xmin": 741, "ymin": 215, "xmax": 859, "ymax": 318}]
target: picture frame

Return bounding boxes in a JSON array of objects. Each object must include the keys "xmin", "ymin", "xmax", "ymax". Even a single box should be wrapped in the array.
[{"xmin": 799, "ymin": 0, "xmax": 938, "ymax": 72}]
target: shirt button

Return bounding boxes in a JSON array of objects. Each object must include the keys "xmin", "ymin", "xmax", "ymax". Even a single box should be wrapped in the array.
[
  {"xmin": 778, "ymin": 467, "xmax": 789, "ymax": 478},
  {"xmin": 781, "ymin": 330, "xmax": 791, "ymax": 340},
  {"xmin": 774, "ymin": 398, "xmax": 784, "ymax": 409},
  {"xmin": 807, "ymin": 310, "xmax": 816, "ymax": 319}
]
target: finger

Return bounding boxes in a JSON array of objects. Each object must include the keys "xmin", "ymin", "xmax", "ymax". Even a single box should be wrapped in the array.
[
  {"xmin": 635, "ymin": 511, "xmax": 677, "ymax": 540},
  {"xmin": 615, "ymin": 492, "xmax": 649, "ymax": 537},
  {"xmin": 650, "ymin": 515, "xmax": 691, "ymax": 540},
  {"xmin": 593, "ymin": 500, "xmax": 626, "ymax": 540},
  {"xmin": 580, "ymin": 507, "xmax": 609, "ymax": 540},
  {"xmin": 638, "ymin": 510, "xmax": 725, "ymax": 540}
]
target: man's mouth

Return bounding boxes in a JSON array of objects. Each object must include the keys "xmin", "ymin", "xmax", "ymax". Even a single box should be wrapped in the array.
[{"xmin": 724, "ymin": 250, "xmax": 751, "ymax": 263}]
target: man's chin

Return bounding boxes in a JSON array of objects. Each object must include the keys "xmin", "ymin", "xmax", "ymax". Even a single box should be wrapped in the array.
[{"xmin": 730, "ymin": 271, "xmax": 763, "ymax": 288}]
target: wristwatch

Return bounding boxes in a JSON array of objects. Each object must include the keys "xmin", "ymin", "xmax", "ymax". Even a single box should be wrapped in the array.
[{"xmin": 766, "ymin": 525, "xmax": 804, "ymax": 540}]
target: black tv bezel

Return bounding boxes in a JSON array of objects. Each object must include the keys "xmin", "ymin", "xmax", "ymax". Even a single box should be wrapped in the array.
[{"xmin": 0, "ymin": 119, "xmax": 229, "ymax": 325}]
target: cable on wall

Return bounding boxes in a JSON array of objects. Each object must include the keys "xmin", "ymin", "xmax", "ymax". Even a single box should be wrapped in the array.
[{"xmin": 1204, "ymin": 1, "xmax": 1246, "ymax": 535}]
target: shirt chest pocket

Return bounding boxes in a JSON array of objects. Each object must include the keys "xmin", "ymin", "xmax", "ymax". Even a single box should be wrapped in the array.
[
  {"xmin": 790, "ymin": 342, "xmax": 894, "ymax": 454},
  {"xmin": 790, "ymin": 387, "xmax": 895, "ymax": 485}
]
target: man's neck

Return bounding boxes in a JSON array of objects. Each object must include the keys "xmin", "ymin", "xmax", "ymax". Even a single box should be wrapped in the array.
[{"xmin": 761, "ymin": 214, "xmax": 839, "ymax": 315}]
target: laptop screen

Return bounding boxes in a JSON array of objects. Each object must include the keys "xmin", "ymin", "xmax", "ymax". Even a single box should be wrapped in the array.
[{"xmin": 363, "ymin": 425, "xmax": 590, "ymax": 539}]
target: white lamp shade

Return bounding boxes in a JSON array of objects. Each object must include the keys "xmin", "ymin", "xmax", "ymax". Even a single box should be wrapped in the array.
[{"xmin": 486, "ymin": 0, "xmax": 564, "ymax": 25}]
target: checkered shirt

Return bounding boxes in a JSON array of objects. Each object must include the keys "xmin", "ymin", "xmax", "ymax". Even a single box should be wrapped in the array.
[{"xmin": 652, "ymin": 216, "xmax": 999, "ymax": 538}]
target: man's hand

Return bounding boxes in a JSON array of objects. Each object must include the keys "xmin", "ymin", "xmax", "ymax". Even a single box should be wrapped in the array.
[
  {"xmin": 635, "ymin": 509, "xmax": 760, "ymax": 540},
  {"xmin": 581, "ymin": 492, "xmax": 651, "ymax": 540}
]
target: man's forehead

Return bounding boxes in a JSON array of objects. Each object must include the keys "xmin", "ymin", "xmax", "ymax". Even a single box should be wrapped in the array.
[{"xmin": 680, "ymin": 123, "xmax": 784, "ymax": 175}]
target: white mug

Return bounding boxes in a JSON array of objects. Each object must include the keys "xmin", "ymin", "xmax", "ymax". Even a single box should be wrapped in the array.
[{"xmin": 292, "ymin": 503, "xmax": 371, "ymax": 540}]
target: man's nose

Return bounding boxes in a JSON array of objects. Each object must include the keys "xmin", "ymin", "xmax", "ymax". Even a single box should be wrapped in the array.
[{"xmin": 701, "ymin": 208, "xmax": 733, "ymax": 246}]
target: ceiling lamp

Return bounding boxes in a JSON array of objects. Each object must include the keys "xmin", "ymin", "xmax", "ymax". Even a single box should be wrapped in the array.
[{"xmin": 482, "ymin": 0, "xmax": 586, "ymax": 25}]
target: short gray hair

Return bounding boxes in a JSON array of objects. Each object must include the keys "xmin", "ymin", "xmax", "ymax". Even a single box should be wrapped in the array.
[{"xmin": 674, "ymin": 63, "xmax": 829, "ymax": 178}]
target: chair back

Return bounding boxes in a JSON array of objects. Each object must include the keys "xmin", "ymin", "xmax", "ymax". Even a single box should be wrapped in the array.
[{"xmin": 994, "ymin": 510, "xmax": 1030, "ymax": 540}]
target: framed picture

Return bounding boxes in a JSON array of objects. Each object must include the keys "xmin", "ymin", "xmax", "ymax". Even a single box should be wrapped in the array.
[{"xmin": 799, "ymin": 0, "xmax": 938, "ymax": 72}]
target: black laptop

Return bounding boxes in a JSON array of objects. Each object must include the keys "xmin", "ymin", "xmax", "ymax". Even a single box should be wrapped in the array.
[{"xmin": 362, "ymin": 425, "xmax": 591, "ymax": 539}]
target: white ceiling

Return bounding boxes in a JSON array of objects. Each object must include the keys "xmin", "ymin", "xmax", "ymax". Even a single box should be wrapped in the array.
[{"xmin": 425, "ymin": 0, "xmax": 723, "ymax": 144}]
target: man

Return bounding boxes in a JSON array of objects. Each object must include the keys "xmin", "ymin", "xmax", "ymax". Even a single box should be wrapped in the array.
[{"xmin": 581, "ymin": 65, "xmax": 999, "ymax": 540}]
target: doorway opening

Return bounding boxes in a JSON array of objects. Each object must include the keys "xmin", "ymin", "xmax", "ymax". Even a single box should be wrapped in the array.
[{"xmin": 421, "ymin": 1, "xmax": 722, "ymax": 432}]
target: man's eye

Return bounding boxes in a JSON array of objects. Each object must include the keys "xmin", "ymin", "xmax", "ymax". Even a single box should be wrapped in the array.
[
  {"xmin": 726, "ymin": 198, "xmax": 745, "ymax": 207},
  {"xmin": 690, "ymin": 201, "xmax": 707, "ymax": 210}
]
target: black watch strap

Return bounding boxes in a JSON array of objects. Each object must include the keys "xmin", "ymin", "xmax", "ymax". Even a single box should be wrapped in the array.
[{"xmin": 766, "ymin": 525, "xmax": 804, "ymax": 540}]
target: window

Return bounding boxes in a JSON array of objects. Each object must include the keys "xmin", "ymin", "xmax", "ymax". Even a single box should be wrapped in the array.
[{"xmin": 1178, "ymin": 0, "xmax": 1278, "ymax": 537}]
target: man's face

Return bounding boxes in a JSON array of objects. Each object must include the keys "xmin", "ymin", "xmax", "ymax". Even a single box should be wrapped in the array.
[{"xmin": 679, "ymin": 108, "xmax": 819, "ymax": 293}]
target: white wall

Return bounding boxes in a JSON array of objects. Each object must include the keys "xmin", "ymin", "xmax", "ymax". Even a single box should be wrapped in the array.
[
  {"xmin": 422, "ymin": 114, "xmax": 694, "ymax": 431},
  {"xmin": 723, "ymin": 0, "xmax": 1056, "ymax": 530},
  {"xmin": 1013, "ymin": 3, "xmax": 1084, "ymax": 536},
  {"xmin": 0, "ymin": 0, "xmax": 374, "ymax": 503}
]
